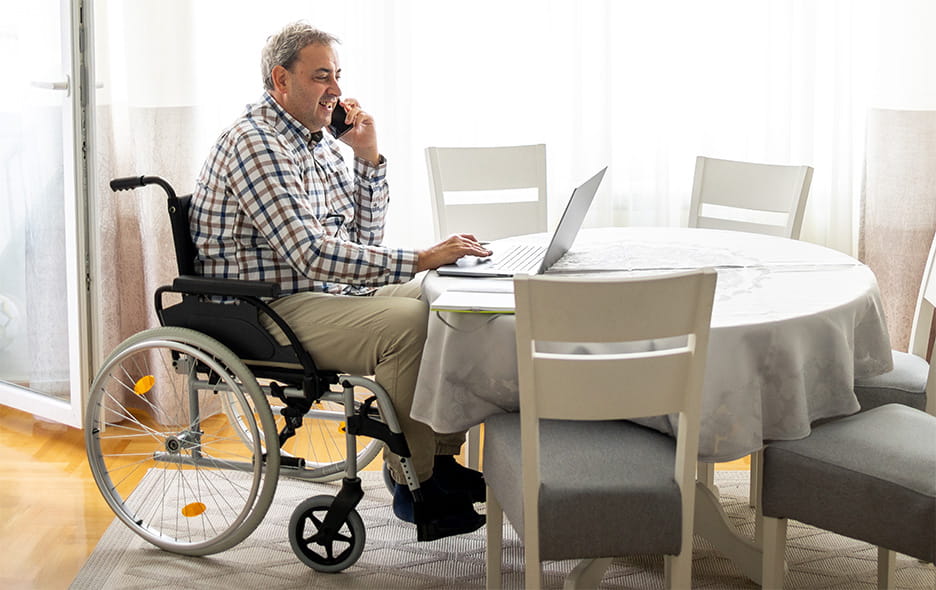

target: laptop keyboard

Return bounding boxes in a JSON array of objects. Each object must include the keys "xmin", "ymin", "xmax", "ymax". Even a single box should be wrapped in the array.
[{"xmin": 485, "ymin": 244, "xmax": 546, "ymax": 273}]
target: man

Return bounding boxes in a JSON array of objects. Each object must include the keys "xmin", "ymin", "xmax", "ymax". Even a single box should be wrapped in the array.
[{"xmin": 189, "ymin": 21, "xmax": 490, "ymax": 539}]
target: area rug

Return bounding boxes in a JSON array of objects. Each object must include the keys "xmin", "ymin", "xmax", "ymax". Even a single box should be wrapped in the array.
[{"xmin": 71, "ymin": 470, "xmax": 935, "ymax": 589}]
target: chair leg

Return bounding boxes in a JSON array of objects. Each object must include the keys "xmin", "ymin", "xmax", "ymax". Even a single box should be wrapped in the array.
[
  {"xmin": 564, "ymin": 558, "xmax": 612, "ymax": 590},
  {"xmin": 877, "ymin": 546, "xmax": 896, "ymax": 590},
  {"xmin": 486, "ymin": 486, "xmax": 503, "ymax": 590},
  {"xmin": 749, "ymin": 451, "xmax": 763, "ymax": 508},
  {"xmin": 525, "ymin": 547, "xmax": 542, "ymax": 590},
  {"xmin": 697, "ymin": 461, "xmax": 717, "ymax": 495},
  {"xmin": 761, "ymin": 515, "xmax": 787, "ymax": 589},
  {"xmin": 664, "ymin": 552, "xmax": 692, "ymax": 590},
  {"xmin": 750, "ymin": 450, "xmax": 764, "ymax": 544},
  {"xmin": 466, "ymin": 424, "xmax": 482, "ymax": 469}
]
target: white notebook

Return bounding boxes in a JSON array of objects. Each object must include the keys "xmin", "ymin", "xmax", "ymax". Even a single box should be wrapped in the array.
[{"xmin": 430, "ymin": 290, "xmax": 516, "ymax": 314}]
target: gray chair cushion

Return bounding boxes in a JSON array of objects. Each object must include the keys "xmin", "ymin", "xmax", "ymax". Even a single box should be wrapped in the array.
[
  {"xmin": 483, "ymin": 413, "xmax": 682, "ymax": 560},
  {"xmin": 762, "ymin": 404, "xmax": 936, "ymax": 562},
  {"xmin": 853, "ymin": 350, "xmax": 927, "ymax": 411}
]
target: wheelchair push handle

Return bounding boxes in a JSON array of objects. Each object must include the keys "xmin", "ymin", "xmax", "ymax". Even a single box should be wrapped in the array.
[{"xmin": 109, "ymin": 175, "xmax": 177, "ymax": 199}]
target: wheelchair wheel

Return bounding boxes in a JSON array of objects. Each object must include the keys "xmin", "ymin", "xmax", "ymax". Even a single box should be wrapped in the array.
[
  {"xmin": 289, "ymin": 495, "xmax": 366, "ymax": 572},
  {"xmin": 223, "ymin": 384, "xmax": 384, "ymax": 483},
  {"xmin": 84, "ymin": 327, "xmax": 280, "ymax": 556}
]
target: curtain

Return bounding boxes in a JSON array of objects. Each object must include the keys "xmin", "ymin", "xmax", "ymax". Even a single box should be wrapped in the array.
[
  {"xmin": 860, "ymin": 109, "xmax": 936, "ymax": 352},
  {"xmin": 92, "ymin": 0, "xmax": 932, "ymax": 364}
]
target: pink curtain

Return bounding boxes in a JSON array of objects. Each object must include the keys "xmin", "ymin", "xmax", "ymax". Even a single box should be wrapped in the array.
[
  {"xmin": 859, "ymin": 108, "xmax": 936, "ymax": 351},
  {"xmin": 94, "ymin": 105, "xmax": 202, "ymax": 422}
]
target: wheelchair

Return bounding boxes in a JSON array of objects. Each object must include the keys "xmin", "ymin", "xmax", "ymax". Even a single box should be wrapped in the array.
[{"xmin": 84, "ymin": 175, "xmax": 430, "ymax": 572}]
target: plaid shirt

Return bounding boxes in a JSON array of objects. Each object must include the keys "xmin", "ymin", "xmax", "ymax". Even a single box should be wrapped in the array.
[{"xmin": 190, "ymin": 93, "xmax": 418, "ymax": 296}]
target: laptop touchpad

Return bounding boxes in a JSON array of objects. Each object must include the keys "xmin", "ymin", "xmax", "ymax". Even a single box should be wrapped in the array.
[{"xmin": 455, "ymin": 255, "xmax": 491, "ymax": 267}]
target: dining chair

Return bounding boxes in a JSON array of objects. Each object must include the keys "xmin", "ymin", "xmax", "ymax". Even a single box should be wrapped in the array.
[
  {"xmin": 853, "ymin": 230, "xmax": 936, "ymax": 416},
  {"xmin": 424, "ymin": 144, "xmax": 547, "ymax": 241},
  {"xmin": 689, "ymin": 155, "xmax": 814, "ymax": 507},
  {"xmin": 688, "ymin": 155, "xmax": 814, "ymax": 239},
  {"xmin": 425, "ymin": 143, "xmax": 548, "ymax": 470},
  {"xmin": 484, "ymin": 269, "xmax": 717, "ymax": 590},
  {"xmin": 760, "ymin": 403, "xmax": 936, "ymax": 590}
]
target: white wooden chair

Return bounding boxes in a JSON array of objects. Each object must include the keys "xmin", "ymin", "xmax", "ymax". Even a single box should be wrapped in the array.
[
  {"xmin": 689, "ymin": 155, "xmax": 814, "ymax": 239},
  {"xmin": 484, "ymin": 270, "xmax": 717, "ymax": 590},
  {"xmin": 425, "ymin": 144, "xmax": 548, "ymax": 469},
  {"xmin": 760, "ymin": 403, "xmax": 936, "ymax": 590},
  {"xmin": 425, "ymin": 144, "xmax": 547, "ymax": 241},
  {"xmin": 760, "ymin": 210, "xmax": 936, "ymax": 590},
  {"xmin": 689, "ymin": 155, "xmax": 814, "ymax": 505}
]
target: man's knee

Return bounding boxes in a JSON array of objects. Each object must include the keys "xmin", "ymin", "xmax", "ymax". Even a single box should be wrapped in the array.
[{"xmin": 383, "ymin": 297, "xmax": 429, "ymax": 348}]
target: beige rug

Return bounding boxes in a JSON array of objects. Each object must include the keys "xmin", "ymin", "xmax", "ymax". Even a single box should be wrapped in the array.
[{"xmin": 70, "ymin": 470, "xmax": 935, "ymax": 589}]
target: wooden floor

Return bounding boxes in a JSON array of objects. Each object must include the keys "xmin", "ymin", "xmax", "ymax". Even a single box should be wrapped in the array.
[
  {"xmin": 0, "ymin": 405, "xmax": 113, "ymax": 590},
  {"xmin": 0, "ymin": 404, "xmax": 749, "ymax": 589}
]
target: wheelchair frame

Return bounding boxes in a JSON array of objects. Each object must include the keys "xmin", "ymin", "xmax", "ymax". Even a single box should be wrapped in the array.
[{"xmin": 84, "ymin": 175, "xmax": 430, "ymax": 572}]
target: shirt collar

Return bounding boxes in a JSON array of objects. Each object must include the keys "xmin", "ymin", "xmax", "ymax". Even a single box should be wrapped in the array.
[{"xmin": 258, "ymin": 92, "xmax": 325, "ymax": 148}]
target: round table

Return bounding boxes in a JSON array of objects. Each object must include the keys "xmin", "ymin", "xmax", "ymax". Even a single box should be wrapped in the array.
[{"xmin": 412, "ymin": 227, "xmax": 893, "ymax": 463}]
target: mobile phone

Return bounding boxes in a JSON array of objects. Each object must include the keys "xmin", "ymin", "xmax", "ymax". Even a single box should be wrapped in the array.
[{"xmin": 328, "ymin": 102, "xmax": 353, "ymax": 138}]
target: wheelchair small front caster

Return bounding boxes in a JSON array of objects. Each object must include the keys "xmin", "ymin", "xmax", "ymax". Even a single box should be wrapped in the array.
[{"xmin": 289, "ymin": 495, "xmax": 366, "ymax": 572}]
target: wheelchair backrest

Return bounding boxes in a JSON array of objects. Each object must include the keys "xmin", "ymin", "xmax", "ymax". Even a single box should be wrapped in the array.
[
  {"xmin": 159, "ymin": 192, "xmax": 329, "ymax": 385},
  {"xmin": 160, "ymin": 194, "xmax": 302, "ymax": 367},
  {"xmin": 168, "ymin": 194, "xmax": 198, "ymax": 276}
]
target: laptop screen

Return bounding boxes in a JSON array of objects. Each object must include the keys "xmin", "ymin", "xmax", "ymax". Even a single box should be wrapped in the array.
[
  {"xmin": 434, "ymin": 166, "xmax": 607, "ymax": 278},
  {"xmin": 537, "ymin": 166, "xmax": 607, "ymax": 273}
]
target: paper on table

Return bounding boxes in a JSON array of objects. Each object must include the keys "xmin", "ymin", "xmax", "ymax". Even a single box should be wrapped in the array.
[
  {"xmin": 430, "ymin": 290, "xmax": 516, "ymax": 313},
  {"xmin": 437, "ymin": 278, "xmax": 515, "ymax": 293}
]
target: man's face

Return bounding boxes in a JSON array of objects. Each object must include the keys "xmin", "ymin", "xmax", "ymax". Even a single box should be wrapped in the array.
[{"xmin": 275, "ymin": 43, "xmax": 342, "ymax": 132}]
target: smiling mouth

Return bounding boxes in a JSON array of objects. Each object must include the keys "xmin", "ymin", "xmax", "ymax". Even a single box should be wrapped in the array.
[{"xmin": 319, "ymin": 99, "xmax": 337, "ymax": 110}]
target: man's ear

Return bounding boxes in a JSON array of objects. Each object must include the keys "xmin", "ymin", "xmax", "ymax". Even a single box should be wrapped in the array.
[{"xmin": 271, "ymin": 65, "xmax": 289, "ymax": 93}]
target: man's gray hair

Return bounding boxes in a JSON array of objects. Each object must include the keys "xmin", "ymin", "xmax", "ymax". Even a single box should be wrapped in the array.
[{"xmin": 261, "ymin": 21, "xmax": 340, "ymax": 91}]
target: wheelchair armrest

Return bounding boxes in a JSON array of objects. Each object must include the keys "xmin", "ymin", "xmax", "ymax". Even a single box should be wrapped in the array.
[{"xmin": 172, "ymin": 275, "xmax": 281, "ymax": 298}]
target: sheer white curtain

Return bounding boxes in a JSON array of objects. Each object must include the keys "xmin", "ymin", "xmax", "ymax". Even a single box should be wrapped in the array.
[{"xmin": 92, "ymin": 0, "xmax": 925, "ymax": 355}]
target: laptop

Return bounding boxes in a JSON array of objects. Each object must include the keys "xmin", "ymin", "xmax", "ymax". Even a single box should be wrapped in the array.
[{"xmin": 435, "ymin": 166, "xmax": 607, "ymax": 278}]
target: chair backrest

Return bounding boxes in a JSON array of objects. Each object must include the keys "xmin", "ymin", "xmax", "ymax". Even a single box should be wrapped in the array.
[
  {"xmin": 689, "ymin": 156, "xmax": 814, "ymax": 239},
  {"xmin": 512, "ymin": 270, "xmax": 716, "ymax": 559},
  {"xmin": 513, "ymin": 270, "xmax": 716, "ymax": 423},
  {"xmin": 168, "ymin": 194, "xmax": 198, "ymax": 276},
  {"xmin": 425, "ymin": 144, "xmax": 547, "ymax": 241},
  {"xmin": 909, "ymin": 231, "xmax": 936, "ymax": 361}
]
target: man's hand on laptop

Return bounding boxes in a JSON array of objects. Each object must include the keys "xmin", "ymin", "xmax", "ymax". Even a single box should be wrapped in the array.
[{"xmin": 416, "ymin": 234, "xmax": 493, "ymax": 272}]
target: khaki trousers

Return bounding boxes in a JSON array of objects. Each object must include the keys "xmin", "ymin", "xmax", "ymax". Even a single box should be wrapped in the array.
[{"xmin": 261, "ymin": 276, "xmax": 464, "ymax": 483}]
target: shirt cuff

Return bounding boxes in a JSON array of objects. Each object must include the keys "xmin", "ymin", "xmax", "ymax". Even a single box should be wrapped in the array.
[
  {"xmin": 354, "ymin": 154, "xmax": 387, "ymax": 182},
  {"xmin": 392, "ymin": 248, "xmax": 420, "ymax": 282}
]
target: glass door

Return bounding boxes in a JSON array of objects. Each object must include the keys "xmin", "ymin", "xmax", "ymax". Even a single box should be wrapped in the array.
[{"xmin": 0, "ymin": 0, "xmax": 93, "ymax": 427}]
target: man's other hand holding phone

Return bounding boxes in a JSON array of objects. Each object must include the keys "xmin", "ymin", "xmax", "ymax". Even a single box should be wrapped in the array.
[{"xmin": 329, "ymin": 99, "xmax": 379, "ymax": 165}]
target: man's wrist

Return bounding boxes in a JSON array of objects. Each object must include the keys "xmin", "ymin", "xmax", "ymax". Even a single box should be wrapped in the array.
[
  {"xmin": 415, "ymin": 249, "xmax": 434, "ymax": 273},
  {"xmin": 354, "ymin": 148, "xmax": 381, "ymax": 166}
]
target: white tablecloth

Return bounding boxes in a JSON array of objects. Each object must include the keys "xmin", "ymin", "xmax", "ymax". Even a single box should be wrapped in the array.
[{"xmin": 412, "ymin": 227, "xmax": 894, "ymax": 462}]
